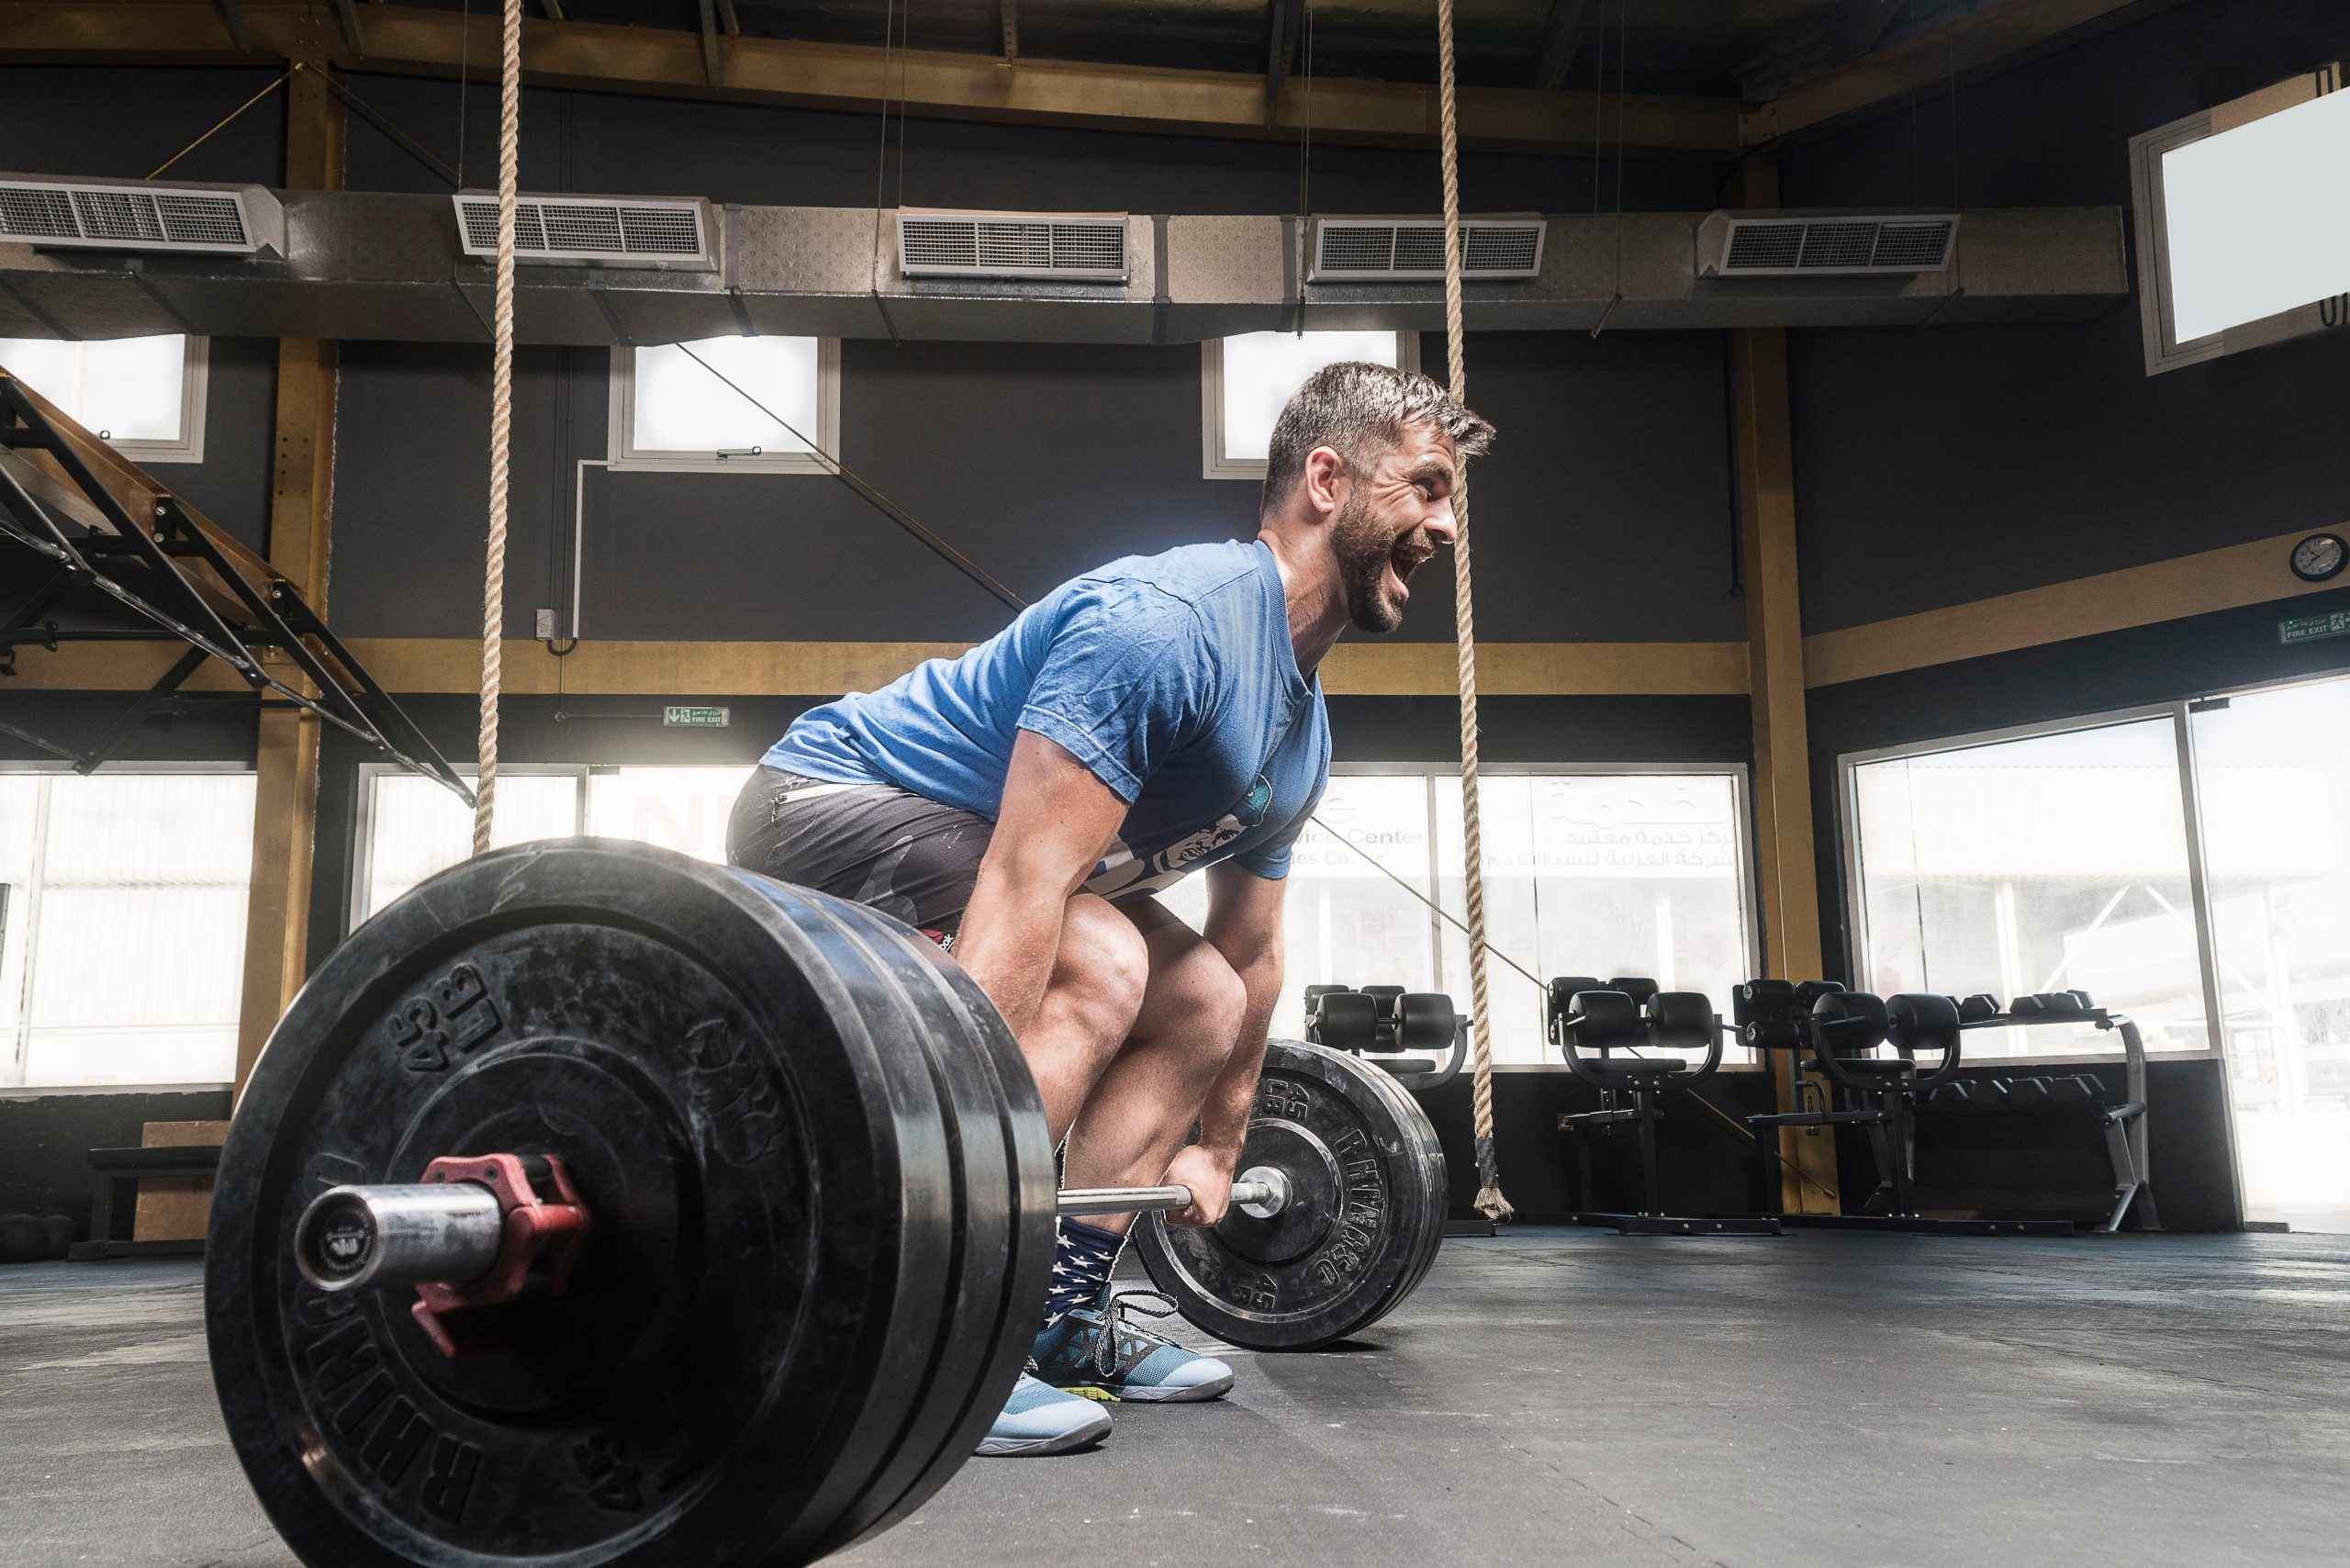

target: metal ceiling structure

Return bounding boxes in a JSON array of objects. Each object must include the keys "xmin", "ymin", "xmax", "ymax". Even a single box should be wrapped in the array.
[{"xmin": 0, "ymin": 0, "xmax": 2188, "ymax": 151}]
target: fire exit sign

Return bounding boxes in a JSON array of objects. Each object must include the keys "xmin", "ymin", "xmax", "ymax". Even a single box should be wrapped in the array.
[
  {"xmin": 662, "ymin": 705, "xmax": 732, "ymax": 728},
  {"xmin": 2277, "ymin": 610, "xmax": 2350, "ymax": 646}
]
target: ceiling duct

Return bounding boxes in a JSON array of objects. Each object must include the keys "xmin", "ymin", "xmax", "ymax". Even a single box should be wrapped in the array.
[
  {"xmin": 0, "ymin": 173, "xmax": 281, "ymax": 257},
  {"xmin": 1308, "ymin": 217, "xmax": 1547, "ymax": 283},
  {"xmin": 897, "ymin": 210, "xmax": 1130, "ymax": 282},
  {"xmin": 0, "ymin": 193, "xmax": 2123, "ymax": 345},
  {"xmin": 1698, "ymin": 209, "xmax": 1959, "ymax": 277},
  {"xmin": 450, "ymin": 193, "xmax": 717, "ymax": 269}
]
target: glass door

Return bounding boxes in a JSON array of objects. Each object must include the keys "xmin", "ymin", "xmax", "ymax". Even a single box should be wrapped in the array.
[{"xmin": 2189, "ymin": 677, "xmax": 2350, "ymax": 1232}]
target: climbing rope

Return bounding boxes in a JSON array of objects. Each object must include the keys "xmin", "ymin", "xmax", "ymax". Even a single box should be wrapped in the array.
[
  {"xmin": 1433, "ymin": 0, "xmax": 1511, "ymax": 1225},
  {"xmin": 473, "ymin": 0, "xmax": 521, "ymax": 855}
]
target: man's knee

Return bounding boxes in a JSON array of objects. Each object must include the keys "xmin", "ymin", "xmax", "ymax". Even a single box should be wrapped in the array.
[
  {"xmin": 1047, "ymin": 895, "xmax": 1151, "ymax": 1047},
  {"xmin": 1137, "ymin": 937, "xmax": 1249, "ymax": 1070}
]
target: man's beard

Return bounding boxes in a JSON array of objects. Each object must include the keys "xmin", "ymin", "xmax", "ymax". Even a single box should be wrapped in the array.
[{"xmin": 1332, "ymin": 490, "xmax": 1409, "ymax": 635}]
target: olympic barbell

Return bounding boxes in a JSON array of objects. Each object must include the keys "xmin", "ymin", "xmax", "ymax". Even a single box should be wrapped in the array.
[
  {"xmin": 294, "ymin": 1168, "xmax": 1298, "ymax": 1297},
  {"xmin": 206, "ymin": 839, "xmax": 1448, "ymax": 1568}
]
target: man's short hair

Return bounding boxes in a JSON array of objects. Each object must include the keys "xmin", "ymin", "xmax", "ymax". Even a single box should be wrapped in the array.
[{"xmin": 1259, "ymin": 360, "xmax": 1496, "ymax": 516}]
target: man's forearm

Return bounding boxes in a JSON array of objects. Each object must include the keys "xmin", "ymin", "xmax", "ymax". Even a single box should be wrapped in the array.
[
  {"xmin": 951, "ymin": 861, "xmax": 1070, "ymax": 1042},
  {"xmin": 1194, "ymin": 948, "xmax": 1282, "ymax": 1158}
]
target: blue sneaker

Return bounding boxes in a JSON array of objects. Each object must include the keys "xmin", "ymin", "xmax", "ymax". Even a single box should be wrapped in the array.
[
  {"xmin": 1032, "ymin": 1285, "xmax": 1235, "ymax": 1404},
  {"xmin": 975, "ymin": 1366, "xmax": 1113, "ymax": 1456}
]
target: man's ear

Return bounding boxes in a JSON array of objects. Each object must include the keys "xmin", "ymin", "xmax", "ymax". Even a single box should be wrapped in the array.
[{"xmin": 1303, "ymin": 445, "xmax": 1348, "ymax": 519}]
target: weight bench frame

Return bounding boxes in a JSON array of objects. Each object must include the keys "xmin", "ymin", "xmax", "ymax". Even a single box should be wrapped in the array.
[{"xmin": 69, "ymin": 1143, "xmax": 222, "ymax": 1261}]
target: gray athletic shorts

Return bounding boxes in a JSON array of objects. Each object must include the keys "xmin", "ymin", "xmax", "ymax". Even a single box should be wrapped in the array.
[{"xmin": 726, "ymin": 764, "xmax": 995, "ymax": 936}]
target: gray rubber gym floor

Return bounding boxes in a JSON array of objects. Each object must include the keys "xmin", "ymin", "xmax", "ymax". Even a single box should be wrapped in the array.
[{"xmin": 3, "ymin": 1227, "xmax": 2344, "ymax": 1568}]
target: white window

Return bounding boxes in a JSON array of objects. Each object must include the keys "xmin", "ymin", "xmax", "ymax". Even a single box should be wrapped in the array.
[
  {"xmin": 353, "ymin": 767, "xmax": 587, "ymax": 926},
  {"xmin": 0, "ymin": 333, "xmax": 207, "ymax": 463},
  {"xmin": 352, "ymin": 764, "xmax": 755, "ymax": 927},
  {"xmin": 1201, "ymin": 330, "xmax": 1418, "ymax": 480},
  {"xmin": 2130, "ymin": 71, "xmax": 2350, "ymax": 374},
  {"xmin": 1157, "ymin": 767, "xmax": 1756, "ymax": 1067},
  {"xmin": 610, "ymin": 335, "xmax": 838, "ymax": 473},
  {"xmin": 1844, "ymin": 717, "xmax": 2213, "ymax": 1060},
  {"xmin": 584, "ymin": 765, "xmax": 755, "ymax": 863},
  {"xmin": 0, "ymin": 768, "xmax": 254, "ymax": 1089}
]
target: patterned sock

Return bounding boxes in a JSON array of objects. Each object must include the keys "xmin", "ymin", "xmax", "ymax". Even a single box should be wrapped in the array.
[{"xmin": 1043, "ymin": 1217, "xmax": 1125, "ymax": 1329}]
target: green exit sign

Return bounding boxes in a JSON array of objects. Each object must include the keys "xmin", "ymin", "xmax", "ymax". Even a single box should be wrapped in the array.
[
  {"xmin": 2278, "ymin": 610, "xmax": 2350, "ymax": 647},
  {"xmin": 663, "ymin": 705, "xmax": 732, "ymax": 729}
]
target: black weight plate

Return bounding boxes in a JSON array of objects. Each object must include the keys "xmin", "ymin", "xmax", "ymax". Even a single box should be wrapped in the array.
[
  {"xmin": 1305, "ymin": 1048, "xmax": 1444, "ymax": 1327},
  {"xmin": 206, "ymin": 841, "xmax": 962, "ymax": 1568},
  {"xmin": 1134, "ymin": 1040, "xmax": 1444, "ymax": 1351},
  {"xmin": 1349, "ymin": 1054, "xmax": 1449, "ymax": 1318},
  {"xmin": 733, "ymin": 887, "xmax": 1004, "ymax": 1558},
  {"xmin": 798, "ymin": 891, "xmax": 1055, "ymax": 1551}
]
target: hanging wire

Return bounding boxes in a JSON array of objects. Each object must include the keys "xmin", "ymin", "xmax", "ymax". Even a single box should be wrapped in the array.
[{"xmin": 147, "ymin": 69, "xmax": 291, "ymax": 181}]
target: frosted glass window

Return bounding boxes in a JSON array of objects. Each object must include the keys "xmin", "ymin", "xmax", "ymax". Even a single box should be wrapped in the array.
[
  {"xmin": 1438, "ymin": 774, "xmax": 1753, "ymax": 1066},
  {"xmin": 1156, "ymin": 774, "xmax": 1438, "ymax": 1039},
  {"xmin": 2161, "ymin": 87, "xmax": 2350, "ymax": 341},
  {"xmin": 0, "ymin": 333, "xmax": 203, "ymax": 460},
  {"xmin": 619, "ymin": 336, "xmax": 834, "ymax": 470},
  {"xmin": 586, "ymin": 766, "xmax": 756, "ymax": 864},
  {"xmin": 1207, "ymin": 330, "xmax": 1411, "ymax": 475},
  {"xmin": 358, "ymin": 771, "xmax": 583, "ymax": 922},
  {"xmin": 1155, "ymin": 769, "xmax": 1755, "ymax": 1066},
  {"xmin": 1850, "ymin": 722, "xmax": 2209, "ymax": 1059},
  {"xmin": 0, "ymin": 771, "xmax": 255, "ymax": 1088}
]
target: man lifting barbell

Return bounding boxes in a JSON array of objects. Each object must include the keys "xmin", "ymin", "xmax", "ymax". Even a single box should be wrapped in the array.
[{"xmin": 725, "ymin": 362, "xmax": 1495, "ymax": 1454}]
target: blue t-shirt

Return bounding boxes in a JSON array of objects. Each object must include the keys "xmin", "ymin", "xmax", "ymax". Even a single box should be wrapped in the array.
[{"xmin": 768, "ymin": 539, "xmax": 1330, "ymax": 898}]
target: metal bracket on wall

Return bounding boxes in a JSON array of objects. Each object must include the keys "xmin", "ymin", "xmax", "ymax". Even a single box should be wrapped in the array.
[{"xmin": 0, "ymin": 373, "xmax": 471, "ymax": 797}]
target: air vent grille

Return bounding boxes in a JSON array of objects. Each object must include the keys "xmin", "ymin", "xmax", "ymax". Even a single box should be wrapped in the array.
[
  {"xmin": 1308, "ymin": 218, "xmax": 1546, "ymax": 282},
  {"xmin": 1702, "ymin": 210, "xmax": 1959, "ymax": 277},
  {"xmin": 897, "ymin": 210, "xmax": 1129, "ymax": 282},
  {"xmin": 1868, "ymin": 220, "xmax": 1956, "ymax": 270},
  {"xmin": 0, "ymin": 176, "xmax": 262, "ymax": 253},
  {"xmin": 451, "ymin": 194, "xmax": 716, "ymax": 269}
]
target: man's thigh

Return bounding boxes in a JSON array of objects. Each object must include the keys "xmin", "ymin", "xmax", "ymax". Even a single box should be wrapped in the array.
[{"xmin": 726, "ymin": 764, "xmax": 992, "ymax": 933}]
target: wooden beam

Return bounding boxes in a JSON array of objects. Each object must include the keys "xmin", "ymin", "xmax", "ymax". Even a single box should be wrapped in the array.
[
  {"xmin": 0, "ymin": 3, "xmax": 1743, "ymax": 153},
  {"xmin": 1729, "ymin": 156, "xmax": 1838, "ymax": 1216},
  {"xmin": 1741, "ymin": 0, "xmax": 2197, "ymax": 148},
  {"xmin": 235, "ymin": 62, "xmax": 343, "ymax": 1100},
  {"xmin": 1261, "ymin": 0, "xmax": 1298, "ymax": 128},
  {"xmin": 1533, "ymin": 0, "xmax": 1593, "ymax": 93},
  {"xmin": 331, "ymin": 0, "xmax": 364, "ymax": 58},
  {"xmin": 0, "ymin": 638, "xmax": 1751, "ymax": 698},
  {"xmin": 1803, "ymin": 527, "xmax": 2349, "ymax": 688}
]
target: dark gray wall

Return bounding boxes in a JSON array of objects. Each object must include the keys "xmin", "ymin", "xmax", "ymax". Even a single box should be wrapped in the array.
[
  {"xmin": 1782, "ymin": 0, "xmax": 2350, "ymax": 633},
  {"xmin": 337, "ymin": 71, "xmax": 1731, "ymax": 214},
  {"xmin": 0, "ymin": 1088, "xmax": 230, "ymax": 1245},
  {"xmin": 330, "ymin": 328, "xmax": 1745, "ymax": 644}
]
